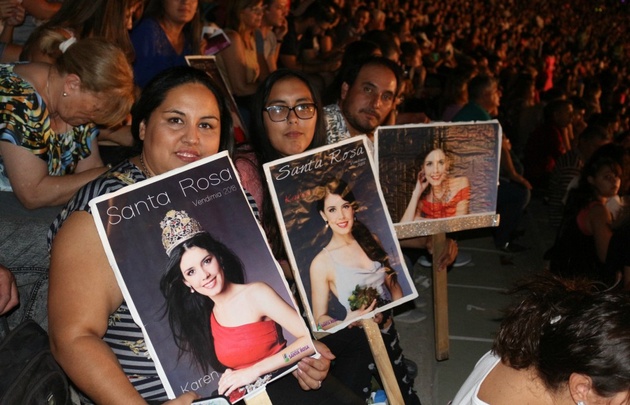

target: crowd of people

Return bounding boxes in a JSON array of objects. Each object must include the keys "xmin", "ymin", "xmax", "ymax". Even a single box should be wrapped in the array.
[{"xmin": 1, "ymin": 0, "xmax": 629, "ymax": 404}]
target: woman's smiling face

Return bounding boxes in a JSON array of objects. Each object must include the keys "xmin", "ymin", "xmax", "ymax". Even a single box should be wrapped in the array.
[
  {"xmin": 423, "ymin": 148, "xmax": 447, "ymax": 187},
  {"xmin": 180, "ymin": 246, "xmax": 225, "ymax": 297},
  {"xmin": 320, "ymin": 193, "xmax": 354, "ymax": 235}
]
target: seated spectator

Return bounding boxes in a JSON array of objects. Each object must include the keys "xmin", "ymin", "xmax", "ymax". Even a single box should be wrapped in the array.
[
  {"xmin": 333, "ymin": 4, "xmax": 369, "ymax": 48},
  {"xmin": 547, "ymin": 125, "xmax": 611, "ymax": 228},
  {"xmin": 523, "ymin": 99, "xmax": 574, "ymax": 190},
  {"xmin": 48, "ymin": 65, "xmax": 356, "ymax": 405},
  {"xmin": 549, "ymin": 143, "xmax": 623, "ymax": 286},
  {"xmin": 258, "ymin": 0, "xmax": 289, "ymax": 73},
  {"xmin": 452, "ymin": 75, "xmax": 532, "ymax": 253},
  {"xmin": 216, "ymin": 0, "xmax": 267, "ymax": 130},
  {"xmin": 0, "ymin": 38, "xmax": 134, "ymax": 214},
  {"xmin": 439, "ymin": 72, "xmax": 469, "ymax": 122},
  {"xmin": 399, "ymin": 40, "xmax": 426, "ymax": 103},
  {"xmin": 244, "ymin": 68, "xmax": 419, "ymax": 403},
  {"xmin": 130, "ymin": 0, "xmax": 201, "ymax": 88},
  {"xmin": 452, "ymin": 274, "xmax": 630, "ymax": 404},
  {"xmin": 277, "ymin": 0, "xmax": 341, "ymax": 89},
  {"xmin": 21, "ymin": 0, "xmax": 141, "ymax": 64}
]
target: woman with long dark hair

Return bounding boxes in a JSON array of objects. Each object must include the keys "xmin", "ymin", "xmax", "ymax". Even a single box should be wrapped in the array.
[
  {"xmin": 550, "ymin": 143, "xmax": 622, "ymax": 286},
  {"xmin": 159, "ymin": 210, "xmax": 313, "ymax": 400},
  {"xmin": 310, "ymin": 177, "xmax": 403, "ymax": 329}
]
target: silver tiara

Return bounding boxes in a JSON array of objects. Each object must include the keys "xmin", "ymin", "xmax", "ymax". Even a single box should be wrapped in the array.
[{"xmin": 160, "ymin": 210, "xmax": 204, "ymax": 255}]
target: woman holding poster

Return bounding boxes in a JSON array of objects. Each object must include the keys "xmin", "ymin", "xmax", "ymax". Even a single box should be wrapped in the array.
[
  {"xmin": 310, "ymin": 178, "xmax": 403, "ymax": 330},
  {"xmin": 159, "ymin": 209, "xmax": 314, "ymax": 401},
  {"xmin": 401, "ymin": 138, "xmax": 470, "ymax": 221},
  {"xmin": 48, "ymin": 66, "xmax": 335, "ymax": 405}
]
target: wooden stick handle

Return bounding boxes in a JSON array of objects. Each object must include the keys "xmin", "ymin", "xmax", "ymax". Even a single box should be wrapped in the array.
[
  {"xmin": 361, "ymin": 318, "xmax": 405, "ymax": 405},
  {"xmin": 432, "ymin": 232, "xmax": 449, "ymax": 360},
  {"xmin": 244, "ymin": 388, "xmax": 273, "ymax": 405}
]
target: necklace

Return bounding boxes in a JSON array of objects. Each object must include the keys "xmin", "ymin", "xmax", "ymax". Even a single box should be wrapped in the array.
[
  {"xmin": 139, "ymin": 153, "xmax": 153, "ymax": 178},
  {"xmin": 431, "ymin": 180, "xmax": 451, "ymax": 218}
]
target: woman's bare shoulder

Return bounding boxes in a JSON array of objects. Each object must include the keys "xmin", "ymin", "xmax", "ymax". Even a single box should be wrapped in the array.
[
  {"xmin": 310, "ymin": 249, "xmax": 332, "ymax": 273},
  {"xmin": 450, "ymin": 176, "xmax": 470, "ymax": 191}
]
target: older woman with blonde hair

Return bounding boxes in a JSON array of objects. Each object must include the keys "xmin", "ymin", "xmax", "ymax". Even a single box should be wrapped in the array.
[{"xmin": 0, "ymin": 37, "xmax": 134, "ymax": 212}]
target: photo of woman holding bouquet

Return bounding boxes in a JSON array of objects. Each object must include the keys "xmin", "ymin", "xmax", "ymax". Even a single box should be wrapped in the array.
[{"xmin": 309, "ymin": 178, "xmax": 403, "ymax": 330}]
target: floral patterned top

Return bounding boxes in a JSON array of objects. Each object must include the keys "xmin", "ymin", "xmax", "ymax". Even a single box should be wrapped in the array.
[{"xmin": 0, "ymin": 64, "xmax": 98, "ymax": 191}]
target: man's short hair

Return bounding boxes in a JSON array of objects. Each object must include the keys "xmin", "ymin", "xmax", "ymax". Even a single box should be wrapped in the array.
[
  {"xmin": 341, "ymin": 56, "xmax": 404, "ymax": 94},
  {"xmin": 579, "ymin": 125, "xmax": 610, "ymax": 143},
  {"xmin": 467, "ymin": 75, "xmax": 496, "ymax": 102},
  {"xmin": 543, "ymin": 99, "xmax": 572, "ymax": 123}
]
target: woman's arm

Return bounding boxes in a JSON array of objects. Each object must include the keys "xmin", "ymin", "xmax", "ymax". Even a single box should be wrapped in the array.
[
  {"xmin": 49, "ymin": 211, "xmax": 146, "ymax": 404},
  {"xmin": 218, "ymin": 282, "xmax": 315, "ymax": 397},
  {"xmin": 50, "ymin": 211, "xmax": 200, "ymax": 405},
  {"xmin": 0, "ymin": 142, "xmax": 108, "ymax": 208},
  {"xmin": 310, "ymin": 252, "xmax": 376, "ymax": 328},
  {"xmin": 589, "ymin": 203, "xmax": 613, "ymax": 263},
  {"xmin": 309, "ymin": 253, "xmax": 335, "ymax": 328},
  {"xmin": 219, "ymin": 31, "xmax": 259, "ymax": 96}
]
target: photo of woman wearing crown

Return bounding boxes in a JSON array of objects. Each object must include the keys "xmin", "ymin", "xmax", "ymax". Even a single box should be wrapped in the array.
[{"xmin": 158, "ymin": 210, "xmax": 314, "ymax": 402}]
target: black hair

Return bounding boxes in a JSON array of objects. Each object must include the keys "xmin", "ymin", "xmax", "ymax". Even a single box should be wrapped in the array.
[
  {"xmin": 130, "ymin": 65, "xmax": 234, "ymax": 155},
  {"xmin": 493, "ymin": 274, "xmax": 630, "ymax": 396},
  {"xmin": 316, "ymin": 178, "xmax": 393, "ymax": 270},
  {"xmin": 160, "ymin": 233, "xmax": 245, "ymax": 373},
  {"xmin": 362, "ymin": 30, "xmax": 401, "ymax": 61},
  {"xmin": 467, "ymin": 74, "xmax": 496, "ymax": 102},
  {"xmin": 323, "ymin": 40, "xmax": 381, "ymax": 105},
  {"xmin": 341, "ymin": 55, "xmax": 404, "ymax": 95},
  {"xmin": 543, "ymin": 99, "xmax": 572, "ymax": 123}
]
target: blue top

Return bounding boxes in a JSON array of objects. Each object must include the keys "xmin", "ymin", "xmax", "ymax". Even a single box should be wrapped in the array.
[{"xmin": 130, "ymin": 17, "xmax": 194, "ymax": 88}]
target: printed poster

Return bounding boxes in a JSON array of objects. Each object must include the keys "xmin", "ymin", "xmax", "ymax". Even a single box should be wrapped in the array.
[
  {"xmin": 264, "ymin": 137, "xmax": 418, "ymax": 333},
  {"xmin": 375, "ymin": 121, "xmax": 502, "ymax": 236},
  {"xmin": 89, "ymin": 152, "xmax": 315, "ymax": 402}
]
